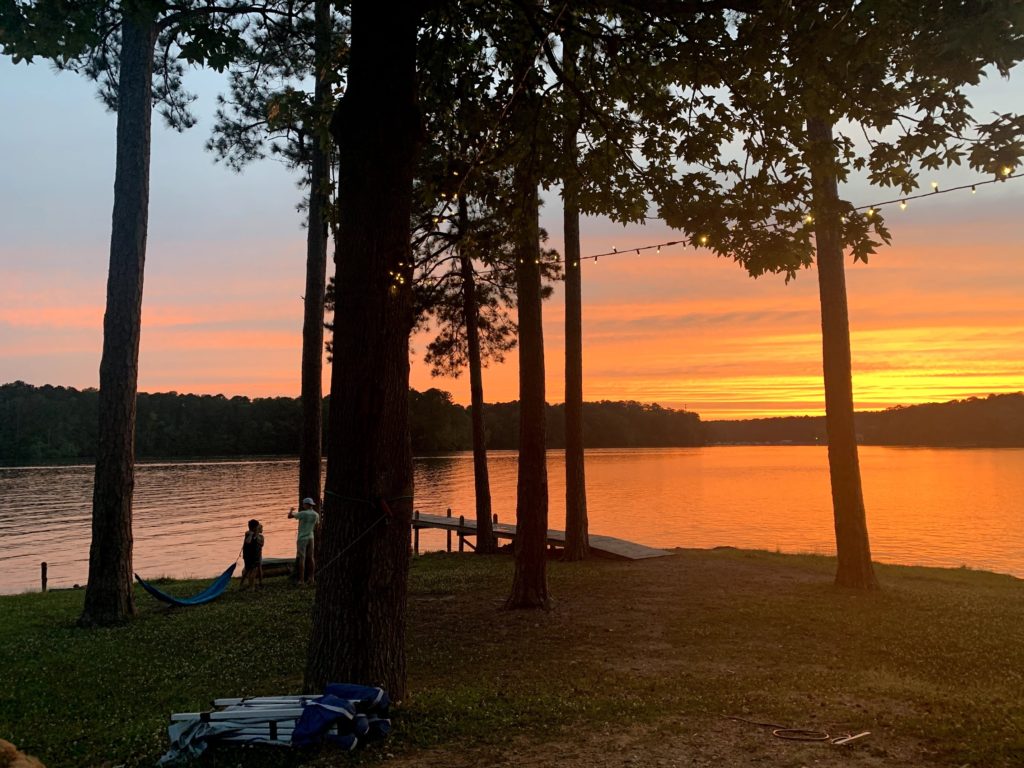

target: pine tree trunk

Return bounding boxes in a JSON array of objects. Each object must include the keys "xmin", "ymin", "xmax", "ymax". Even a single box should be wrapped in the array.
[
  {"xmin": 79, "ymin": 12, "xmax": 156, "ymax": 627},
  {"xmin": 459, "ymin": 215, "xmax": 496, "ymax": 553},
  {"xmin": 506, "ymin": 142, "xmax": 549, "ymax": 609},
  {"xmin": 304, "ymin": 0, "xmax": 420, "ymax": 699},
  {"xmin": 807, "ymin": 116, "xmax": 879, "ymax": 591},
  {"xmin": 561, "ymin": 34, "xmax": 589, "ymax": 561},
  {"xmin": 297, "ymin": 0, "xmax": 331, "ymax": 508}
]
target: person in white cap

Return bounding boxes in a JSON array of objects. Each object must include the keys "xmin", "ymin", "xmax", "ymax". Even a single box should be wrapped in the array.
[{"xmin": 288, "ymin": 497, "xmax": 320, "ymax": 585}]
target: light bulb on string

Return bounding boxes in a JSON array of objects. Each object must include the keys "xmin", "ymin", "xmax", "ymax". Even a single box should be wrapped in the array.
[
  {"xmin": 556, "ymin": 171, "xmax": 1017, "ymax": 272},
  {"xmin": 931, "ymin": 181, "xmax": 939, "ymax": 192}
]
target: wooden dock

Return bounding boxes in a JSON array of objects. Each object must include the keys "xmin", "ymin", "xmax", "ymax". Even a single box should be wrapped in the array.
[{"xmin": 412, "ymin": 509, "xmax": 669, "ymax": 561}]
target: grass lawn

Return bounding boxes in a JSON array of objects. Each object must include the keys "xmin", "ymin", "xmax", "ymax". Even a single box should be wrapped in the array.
[{"xmin": 1, "ymin": 549, "xmax": 1023, "ymax": 767}]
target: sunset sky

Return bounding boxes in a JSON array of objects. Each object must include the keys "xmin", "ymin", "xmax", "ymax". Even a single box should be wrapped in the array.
[{"xmin": 1, "ymin": 60, "xmax": 1022, "ymax": 421}]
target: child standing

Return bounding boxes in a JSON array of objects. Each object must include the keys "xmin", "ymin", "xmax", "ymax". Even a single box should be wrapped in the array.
[{"xmin": 240, "ymin": 519, "xmax": 264, "ymax": 590}]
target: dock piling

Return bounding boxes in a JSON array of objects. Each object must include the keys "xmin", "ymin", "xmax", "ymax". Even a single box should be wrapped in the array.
[{"xmin": 40, "ymin": 561, "xmax": 47, "ymax": 593}]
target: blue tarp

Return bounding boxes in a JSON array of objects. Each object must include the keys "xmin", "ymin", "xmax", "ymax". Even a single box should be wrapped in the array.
[
  {"xmin": 136, "ymin": 563, "xmax": 237, "ymax": 607},
  {"xmin": 158, "ymin": 684, "xmax": 391, "ymax": 764},
  {"xmin": 293, "ymin": 685, "xmax": 391, "ymax": 748}
]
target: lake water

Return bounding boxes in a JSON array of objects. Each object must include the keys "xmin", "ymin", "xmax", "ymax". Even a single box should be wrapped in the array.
[{"xmin": 1, "ymin": 446, "xmax": 1022, "ymax": 594}]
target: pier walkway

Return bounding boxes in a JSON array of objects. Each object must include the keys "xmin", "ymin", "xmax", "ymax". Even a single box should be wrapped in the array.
[{"xmin": 412, "ymin": 509, "xmax": 669, "ymax": 561}]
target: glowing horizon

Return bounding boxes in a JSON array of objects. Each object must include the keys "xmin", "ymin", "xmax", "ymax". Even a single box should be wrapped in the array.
[{"xmin": 1, "ymin": 62, "xmax": 1022, "ymax": 423}]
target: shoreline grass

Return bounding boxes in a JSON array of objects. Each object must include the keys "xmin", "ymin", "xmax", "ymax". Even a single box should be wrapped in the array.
[{"xmin": 1, "ymin": 549, "xmax": 1022, "ymax": 767}]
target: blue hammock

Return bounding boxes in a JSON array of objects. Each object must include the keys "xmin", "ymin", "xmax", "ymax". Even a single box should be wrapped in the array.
[{"xmin": 136, "ymin": 563, "xmax": 237, "ymax": 607}]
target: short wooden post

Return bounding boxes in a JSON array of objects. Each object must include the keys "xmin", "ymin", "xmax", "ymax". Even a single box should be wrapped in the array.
[
  {"xmin": 458, "ymin": 515, "xmax": 465, "ymax": 552},
  {"xmin": 446, "ymin": 507, "xmax": 452, "ymax": 552},
  {"xmin": 40, "ymin": 562, "xmax": 47, "ymax": 593},
  {"xmin": 413, "ymin": 510, "xmax": 420, "ymax": 555}
]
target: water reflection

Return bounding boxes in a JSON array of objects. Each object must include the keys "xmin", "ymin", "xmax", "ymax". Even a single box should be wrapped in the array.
[{"xmin": 1, "ymin": 447, "xmax": 1022, "ymax": 593}]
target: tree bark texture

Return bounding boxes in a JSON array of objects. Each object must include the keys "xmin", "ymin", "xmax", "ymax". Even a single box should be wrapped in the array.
[
  {"xmin": 305, "ymin": 0, "xmax": 420, "ymax": 699},
  {"xmin": 297, "ymin": 0, "xmax": 332, "ymax": 508},
  {"xmin": 459, "ymin": 200, "xmax": 496, "ymax": 553},
  {"xmin": 80, "ymin": 11, "xmax": 156, "ymax": 627},
  {"xmin": 506, "ymin": 142, "xmax": 550, "ymax": 609},
  {"xmin": 807, "ymin": 116, "xmax": 879, "ymax": 591},
  {"xmin": 561, "ymin": 34, "xmax": 589, "ymax": 561}
]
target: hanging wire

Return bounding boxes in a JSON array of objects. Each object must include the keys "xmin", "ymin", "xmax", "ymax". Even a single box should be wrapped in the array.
[
  {"xmin": 461, "ymin": 170, "xmax": 1020, "ymax": 280},
  {"xmin": 569, "ymin": 171, "xmax": 1022, "ymax": 270}
]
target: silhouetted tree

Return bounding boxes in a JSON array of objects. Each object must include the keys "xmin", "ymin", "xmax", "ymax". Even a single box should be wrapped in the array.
[
  {"xmin": 657, "ymin": 0, "xmax": 1024, "ymax": 589},
  {"xmin": 207, "ymin": 0, "xmax": 346, "ymax": 509},
  {"xmin": 304, "ymin": 0, "xmax": 420, "ymax": 699},
  {"xmin": 559, "ymin": 31, "xmax": 588, "ymax": 560},
  {"xmin": 412, "ymin": 16, "xmax": 517, "ymax": 556},
  {"xmin": 2, "ymin": 0, "xmax": 285, "ymax": 626}
]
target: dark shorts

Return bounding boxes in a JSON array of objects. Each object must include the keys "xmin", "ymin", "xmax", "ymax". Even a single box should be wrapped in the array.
[{"xmin": 243, "ymin": 556, "xmax": 262, "ymax": 570}]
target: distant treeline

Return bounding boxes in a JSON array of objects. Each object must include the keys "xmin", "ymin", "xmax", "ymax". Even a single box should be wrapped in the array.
[
  {"xmin": 5, "ymin": 382, "xmax": 1020, "ymax": 465},
  {"xmin": 705, "ymin": 392, "xmax": 1024, "ymax": 447},
  {"xmin": 0, "ymin": 382, "xmax": 703, "ymax": 465}
]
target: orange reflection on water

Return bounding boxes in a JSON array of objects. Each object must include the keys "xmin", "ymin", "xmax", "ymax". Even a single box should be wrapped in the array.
[{"xmin": 3, "ymin": 447, "xmax": 1022, "ymax": 594}]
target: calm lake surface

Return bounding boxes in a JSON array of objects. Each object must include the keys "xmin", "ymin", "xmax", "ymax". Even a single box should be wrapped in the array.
[{"xmin": 1, "ymin": 446, "xmax": 1022, "ymax": 594}]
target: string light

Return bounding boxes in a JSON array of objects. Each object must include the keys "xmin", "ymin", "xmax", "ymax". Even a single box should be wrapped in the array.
[
  {"xmin": 409, "ymin": 0, "xmax": 1017, "ymax": 300},
  {"xmin": 445, "ymin": 172, "xmax": 1022, "ymax": 285},
  {"xmin": 567, "ymin": 172, "xmax": 1020, "ymax": 272},
  {"xmin": 853, "ymin": 172, "xmax": 1019, "ymax": 214}
]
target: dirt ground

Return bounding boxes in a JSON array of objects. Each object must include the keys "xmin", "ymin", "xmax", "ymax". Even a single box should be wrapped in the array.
[
  {"xmin": 368, "ymin": 550, "xmax": 998, "ymax": 767},
  {"xmin": 378, "ymin": 718, "xmax": 923, "ymax": 768}
]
